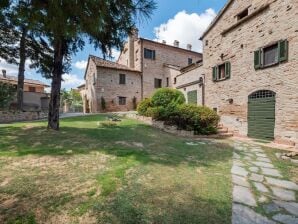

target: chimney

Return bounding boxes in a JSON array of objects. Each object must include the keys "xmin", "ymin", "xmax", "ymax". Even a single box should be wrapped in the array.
[
  {"xmin": 128, "ymin": 28, "xmax": 138, "ymax": 68},
  {"xmin": 174, "ymin": 40, "xmax": 179, "ymax": 47},
  {"xmin": 187, "ymin": 44, "xmax": 192, "ymax": 51},
  {"xmin": 2, "ymin": 69, "xmax": 6, "ymax": 78},
  {"xmin": 162, "ymin": 40, "xmax": 166, "ymax": 44}
]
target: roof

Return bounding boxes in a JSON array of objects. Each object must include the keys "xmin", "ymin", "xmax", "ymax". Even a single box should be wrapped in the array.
[
  {"xmin": 77, "ymin": 84, "xmax": 85, "ymax": 89},
  {"xmin": 200, "ymin": 0, "xmax": 234, "ymax": 40},
  {"xmin": 88, "ymin": 55, "xmax": 141, "ymax": 74},
  {"xmin": 0, "ymin": 74, "xmax": 50, "ymax": 87},
  {"xmin": 141, "ymin": 38, "xmax": 202, "ymax": 55},
  {"xmin": 163, "ymin": 64, "xmax": 181, "ymax": 71}
]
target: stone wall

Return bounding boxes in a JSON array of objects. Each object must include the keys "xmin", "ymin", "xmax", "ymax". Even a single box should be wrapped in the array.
[
  {"xmin": 202, "ymin": 0, "xmax": 298, "ymax": 145},
  {"xmin": 0, "ymin": 111, "xmax": 47, "ymax": 123}
]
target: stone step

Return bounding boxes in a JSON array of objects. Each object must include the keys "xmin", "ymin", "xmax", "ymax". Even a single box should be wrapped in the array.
[{"xmin": 218, "ymin": 127, "xmax": 228, "ymax": 133}]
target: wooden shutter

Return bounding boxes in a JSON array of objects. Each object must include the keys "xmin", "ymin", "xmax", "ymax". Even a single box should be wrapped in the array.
[
  {"xmin": 254, "ymin": 49, "xmax": 261, "ymax": 69},
  {"xmin": 225, "ymin": 61, "xmax": 231, "ymax": 79},
  {"xmin": 212, "ymin": 66, "xmax": 218, "ymax": 82},
  {"xmin": 187, "ymin": 90, "xmax": 197, "ymax": 104},
  {"xmin": 278, "ymin": 39, "xmax": 288, "ymax": 62}
]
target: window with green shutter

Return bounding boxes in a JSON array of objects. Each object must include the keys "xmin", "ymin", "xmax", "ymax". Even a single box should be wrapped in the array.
[
  {"xmin": 212, "ymin": 61, "xmax": 231, "ymax": 82},
  {"xmin": 278, "ymin": 39, "xmax": 288, "ymax": 62},
  {"xmin": 187, "ymin": 90, "xmax": 197, "ymax": 104},
  {"xmin": 254, "ymin": 39, "xmax": 288, "ymax": 70}
]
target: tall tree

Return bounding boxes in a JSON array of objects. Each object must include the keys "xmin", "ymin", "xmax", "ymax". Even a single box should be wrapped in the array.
[
  {"xmin": 31, "ymin": 0, "xmax": 156, "ymax": 130},
  {"xmin": 0, "ymin": 1, "xmax": 53, "ymax": 110}
]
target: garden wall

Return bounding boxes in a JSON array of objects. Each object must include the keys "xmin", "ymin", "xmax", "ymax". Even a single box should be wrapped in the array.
[{"xmin": 0, "ymin": 111, "xmax": 47, "ymax": 123}]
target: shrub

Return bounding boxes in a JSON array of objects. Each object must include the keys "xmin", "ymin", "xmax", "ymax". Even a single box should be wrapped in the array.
[
  {"xmin": 174, "ymin": 104, "xmax": 220, "ymax": 135},
  {"xmin": 0, "ymin": 83, "xmax": 16, "ymax": 110},
  {"xmin": 137, "ymin": 98, "xmax": 152, "ymax": 116},
  {"xmin": 151, "ymin": 88, "xmax": 185, "ymax": 107}
]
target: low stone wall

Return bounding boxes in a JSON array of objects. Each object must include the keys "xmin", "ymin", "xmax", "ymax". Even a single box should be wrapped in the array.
[
  {"xmin": 0, "ymin": 110, "xmax": 47, "ymax": 124},
  {"xmin": 125, "ymin": 113, "xmax": 226, "ymax": 139}
]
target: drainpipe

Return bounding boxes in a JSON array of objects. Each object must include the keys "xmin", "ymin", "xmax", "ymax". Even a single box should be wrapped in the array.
[
  {"xmin": 201, "ymin": 74, "xmax": 205, "ymax": 106},
  {"xmin": 140, "ymin": 39, "xmax": 144, "ymax": 100}
]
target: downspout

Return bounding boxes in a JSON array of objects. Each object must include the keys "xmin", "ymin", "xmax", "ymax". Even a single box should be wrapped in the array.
[
  {"xmin": 140, "ymin": 39, "xmax": 144, "ymax": 100},
  {"xmin": 202, "ymin": 74, "xmax": 205, "ymax": 106}
]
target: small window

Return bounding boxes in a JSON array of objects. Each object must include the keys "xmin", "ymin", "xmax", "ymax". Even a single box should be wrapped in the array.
[
  {"xmin": 212, "ymin": 62, "xmax": 231, "ymax": 82},
  {"xmin": 119, "ymin": 74, "xmax": 126, "ymax": 84},
  {"xmin": 154, "ymin": 78, "xmax": 162, "ymax": 88},
  {"xmin": 237, "ymin": 8, "xmax": 248, "ymax": 21},
  {"xmin": 174, "ymin": 77, "xmax": 177, "ymax": 84},
  {"xmin": 144, "ymin": 48, "xmax": 156, "ymax": 60},
  {"xmin": 263, "ymin": 44, "xmax": 278, "ymax": 67},
  {"xmin": 188, "ymin": 58, "xmax": 193, "ymax": 65},
  {"xmin": 29, "ymin": 86, "xmax": 36, "ymax": 92},
  {"xmin": 166, "ymin": 77, "xmax": 169, "ymax": 87},
  {"xmin": 118, "ymin": 97, "xmax": 126, "ymax": 105}
]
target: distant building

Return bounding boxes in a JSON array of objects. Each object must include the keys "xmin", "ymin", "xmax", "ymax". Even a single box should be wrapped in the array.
[
  {"xmin": 0, "ymin": 70, "xmax": 49, "ymax": 111},
  {"xmin": 82, "ymin": 29, "xmax": 202, "ymax": 113}
]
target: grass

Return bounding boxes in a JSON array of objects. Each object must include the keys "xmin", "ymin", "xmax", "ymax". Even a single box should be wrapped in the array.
[{"xmin": 0, "ymin": 114, "xmax": 234, "ymax": 223}]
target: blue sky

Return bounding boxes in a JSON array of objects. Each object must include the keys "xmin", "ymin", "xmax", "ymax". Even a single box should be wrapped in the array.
[{"xmin": 0, "ymin": 0, "xmax": 227, "ymax": 90}]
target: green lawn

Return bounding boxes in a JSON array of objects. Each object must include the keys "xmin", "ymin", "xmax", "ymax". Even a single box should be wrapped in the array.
[{"xmin": 0, "ymin": 115, "xmax": 234, "ymax": 223}]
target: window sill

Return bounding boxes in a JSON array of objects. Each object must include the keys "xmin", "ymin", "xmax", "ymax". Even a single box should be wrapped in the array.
[
  {"xmin": 213, "ymin": 78, "xmax": 230, "ymax": 82},
  {"xmin": 256, "ymin": 62, "xmax": 281, "ymax": 70}
]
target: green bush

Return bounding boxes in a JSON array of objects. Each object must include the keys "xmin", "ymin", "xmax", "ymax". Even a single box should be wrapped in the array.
[
  {"xmin": 137, "ymin": 98, "xmax": 152, "ymax": 116},
  {"xmin": 151, "ymin": 88, "xmax": 185, "ymax": 107},
  {"xmin": 0, "ymin": 83, "xmax": 16, "ymax": 110},
  {"xmin": 174, "ymin": 104, "xmax": 220, "ymax": 135}
]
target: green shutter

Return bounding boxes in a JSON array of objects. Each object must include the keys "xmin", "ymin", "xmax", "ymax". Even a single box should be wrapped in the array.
[
  {"xmin": 212, "ymin": 66, "xmax": 218, "ymax": 82},
  {"xmin": 187, "ymin": 90, "xmax": 197, "ymax": 104},
  {"xmin": 254, "ymin": 49, "xmax": 261, "ymax": 69},
  {"xmin": 278, "ymin": 39, "xmax": 288, "ymax": 62},
  {"xmin": 225, "ymin": 61, "xmax": 231, "ymax": 79}
]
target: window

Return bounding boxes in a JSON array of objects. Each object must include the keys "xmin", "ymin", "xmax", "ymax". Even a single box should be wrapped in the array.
[
  {"xmin": 118, "ymin": 97, "xmax": 126, "ymax": 105},
  {"xmin": 144, "ymin": 48, "xmax": 156, "ymax": 60},
  {"xmin": 188, "ymin": 58, "xmax": 193, "ymax": 65},
  {"xmin": 212, "ymin": 62, "xmax": 231, "ymax": 82},
  {"xmin": 254, "ymin": 39, "xmax": 288, "ymax": 69},
  {"xmin": 119, "ymin": 74, "xmax": 126, "ymax": 84},
  {"xmin": 174, "ymin": 77, "xmax": 177, "ymax": 84},
  {"xmin": 28, "ymin": 86, "xmax": 36, "ymax": 92},
  {"xmin": 154, "ymin": 78, "xmax": 162, "ymax": 88},
  {"xmin": 166, "ymin": 77, "xmax": 169, "ymax": 87},
  {"xmin": 237, "ymin": 8, "xmax": 248, "ymax": 21}
]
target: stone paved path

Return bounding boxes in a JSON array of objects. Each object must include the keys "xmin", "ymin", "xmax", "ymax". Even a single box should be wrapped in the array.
[{"xmin": 232, "ymin": 141, "xmax": 298, "ymax": 224}]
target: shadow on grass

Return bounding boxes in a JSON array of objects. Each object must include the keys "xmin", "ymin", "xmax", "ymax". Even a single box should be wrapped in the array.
[{"xmin": 0, "ymin": 122, "xmax": 232, "ymax": 168}]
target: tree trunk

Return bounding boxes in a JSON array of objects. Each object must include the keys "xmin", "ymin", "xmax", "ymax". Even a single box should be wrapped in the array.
[
  {"xmin": 17, "ymin": 27, "xmax": 27, "ymax": 111},
  {"xmin": 47, "ymin": 38, "xmax": 65, "ymax": 130}
]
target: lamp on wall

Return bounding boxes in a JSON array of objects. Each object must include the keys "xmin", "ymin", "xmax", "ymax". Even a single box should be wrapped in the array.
[
  {"xmin": 228, "ymin": 98, "xmax": 234, "ymax": 104},
  {"xmin": 198, "ymin": 77, "xmax": 204, "ymax": 87}
]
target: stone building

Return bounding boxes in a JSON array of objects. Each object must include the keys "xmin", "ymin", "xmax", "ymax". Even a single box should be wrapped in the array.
[
  {"xmin": 83, "ymin": 29, "xmax": 202, "ymax": 113},
  {"xmin": 178, "ymin": 0, "xmax": 298, "ymax": 146},
  {"xmin": 0, "ymin": 70, "xmax": 49, "ymax": 111}
]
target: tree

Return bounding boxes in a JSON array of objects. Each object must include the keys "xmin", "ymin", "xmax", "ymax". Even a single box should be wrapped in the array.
[
  {"xmin": 0, "ymin": 1, "xmax": 53, "ymax": 111},
  {"xmin": 0, "ymin": 82, "xmax": 16, "ymax": 110},
  {"xmin": 31, "ymin": 0, "xmax": 156, "ymax": 130}
]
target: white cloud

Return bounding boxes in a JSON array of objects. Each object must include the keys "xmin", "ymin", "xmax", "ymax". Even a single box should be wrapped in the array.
[
  {"xmin": 0, "ymin": 58, "xmax": 33, "ymax": 76},
  {"xmin": 111, "ymin": 48, "xmax": 121, "ymax": 61},
  {"xmin": 74, "ymin": 60, "xmax": 87, "ymax": 70},
  {"xmin": 154, "ymin": 9, "xmax": 216, "ymax": 52},
  {"xmin": 62, "ymin": 73, "xmax": 84, "ymax": 89}
]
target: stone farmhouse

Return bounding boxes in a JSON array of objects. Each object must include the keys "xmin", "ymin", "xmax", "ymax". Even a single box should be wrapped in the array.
[
  {"xmin": 177, "ymin": 0, "xmax": 298, "ymax": 146},
  {"xmin": 82, "ymin": 0, "xmax": 297, "ymax": 146},
  {"xmin": 83, "ymin": 30, "xmax": 202, "ymax": 113},
  {"xmin": 0, "ymin": 70, "xmax": 49, "ymax": 111}
]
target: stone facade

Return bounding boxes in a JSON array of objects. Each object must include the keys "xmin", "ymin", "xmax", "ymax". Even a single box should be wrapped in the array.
[
  {"xmin": 83, "ymin": 31, "xmax": 202, "ymax": 112},
  {"xmin": 178, "ymin": 0, "xmax": 298, "ymax": 146},
  {"xmin": 0, "ymin": 111, "xmax": 47, "ymax": 123}
]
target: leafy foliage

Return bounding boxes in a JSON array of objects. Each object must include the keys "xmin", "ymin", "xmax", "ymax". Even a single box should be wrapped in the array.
[
  {"xmin": 137, "ymin": 98, "xmax": 152, "ymax": 116},
  {"xmin": 151, "ymin": 88, "xmax": 185, "ymax": 107},
  {"xmin": 0, "ymin": 82, "xmax": 16, "ymax": 110}
]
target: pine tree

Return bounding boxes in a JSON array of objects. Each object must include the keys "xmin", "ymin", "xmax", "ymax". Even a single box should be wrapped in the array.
[{"xmin": 30, "ymin": 0, "xmax": 156, "ymax": 130}]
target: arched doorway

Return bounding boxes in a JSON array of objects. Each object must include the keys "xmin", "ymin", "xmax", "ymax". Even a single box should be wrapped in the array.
[{"xmin": 248, "ymin": 90, "xmax": 276, "ymax": 140}]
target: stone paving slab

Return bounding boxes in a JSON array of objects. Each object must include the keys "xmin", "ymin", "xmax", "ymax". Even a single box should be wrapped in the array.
[
  {"xmin": 273, "ymin": 200, "xmax": 298, "ymax": 216},
  {"xmin": 250, "ymin": 173, "xmax": 264, "ymax": 182},
  {"xmin": 252, "ymin": 161, "xmax": 274, "ymax": 168},
  {"xmin": 232, "ymin": 174, "xmax": 250, "ymax": 187},
  {"xmin": 257, "ymin": 157, "xmax": 272, "ymax": 163},
  {"xmin": 233, "ymin": 185, "xmax": 257, "ymax": 207},
  {"xmin": 254, "ymin": 182, "xmax": 269, "ymax": 193},
  {"xmin": 272, "ymin": 214, "xmax": 298, "ymax": 224},
  {"xmin": 232, "ymin": 165, "xmax": 248, "ymax": 177},
  {"xmin": 263, "ymin": 203, "xmax": 281, "ymax": 214},
  {"xmin": 266, "ymin": 177, "xmax": 298, "ymax": 190},
  {"xmin": 249, "ymin": 166, "xmax": 259, "ymax": 172},
  {"xmin": 271, "ymin": 187, "xmax": 296, "ymax": 201},
  {"xmin": 261, "ymin": 168, "xmax": 282, "ymax": 177},
  {"xmin": 232, "ymin": 203, "xmax": 277, "ymax": 224}
]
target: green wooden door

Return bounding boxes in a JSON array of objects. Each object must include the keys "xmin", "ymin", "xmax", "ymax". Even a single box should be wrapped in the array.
[
  {"xmin": 187, "ymin": 90, "xmax": 197, "ymax": 104},
  {"xmin": 248, "ymin": 90, "xmax": 276, "ymax": 140}
]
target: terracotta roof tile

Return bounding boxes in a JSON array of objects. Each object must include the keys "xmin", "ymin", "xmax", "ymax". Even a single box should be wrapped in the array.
[
  {"xmin": 0, "ymin": 74, "xmax": 49, "ymax": 87},
  {"xmin": 90, "ymin": 55, "xmax": 141, "ymax": 72}
]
